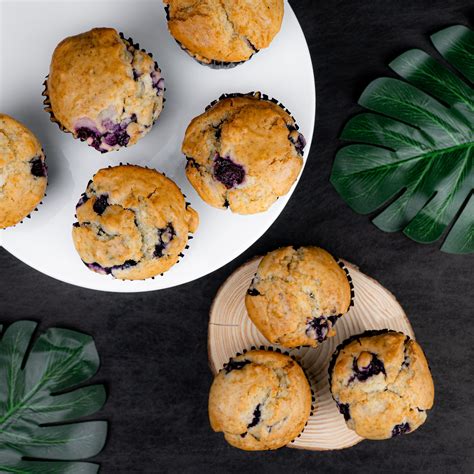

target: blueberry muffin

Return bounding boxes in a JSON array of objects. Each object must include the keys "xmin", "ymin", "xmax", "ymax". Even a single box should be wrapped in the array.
[
  {"xmin": 209, "ymin": 350, "xmax": 312, "ymax": 450},
  {"xmin": 45, "ymin": 28, "xmax": 164, "ymax": 153},
  {"xmin": 0, "ymin": 114, "xmax": 47, "ymax": 229},
  {"xmin": 246, "ymin": 247, "xmax": 352, "ymax": 348},
  {"xmin": 183, "ymin": 93, "xmax": 305, "ymax": 214},
  {"xmin": 329, "ymin": 330, "xmax": 435, "ymax": 440},
  {"xmin": 73, "ymin": 165, "xmax": 198, "ymax": 280},
  {"xmin": 164, "ymin": 0, "xmax": 284, "ymax": 67}
]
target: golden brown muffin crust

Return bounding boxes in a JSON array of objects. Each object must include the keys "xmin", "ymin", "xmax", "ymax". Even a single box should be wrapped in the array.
[
  {"xmin": 183, "ymin": 94, "xmax": 304, "ymax": 214},
  {"xmin": 0, "ymin": 114, "xmax": 47, "ymax": 228},
  {"xmin": 165, "ymin": 0, "xmax": 284, "ymax": 63},
  {"xmin": 72, "ymin": 165, "xmax": 198, "ymax": 280},
  {"xmin": 330, "ymin": 331, "xmax": 435, "ymax": 440},
  {"xmin": 209, "ymin": 350, "xmax": 312, "ymax": 450},
  {"xmin": 47, "ymin": 28, "xmax": 164, "ymax": 151},
  {"xmin": 245, "ymin": 247, "xmax": 352, "ymax": 348}
]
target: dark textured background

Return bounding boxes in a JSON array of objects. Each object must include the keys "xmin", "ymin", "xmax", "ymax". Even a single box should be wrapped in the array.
[{"xmin": 1, "ymin": 1, "xmax": 473, "ymax": 472}]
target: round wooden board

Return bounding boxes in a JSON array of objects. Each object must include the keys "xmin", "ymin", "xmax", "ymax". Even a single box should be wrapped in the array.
[{"xmin": 208, "ymin": 257, "xmax": 415, "ymax": 451}]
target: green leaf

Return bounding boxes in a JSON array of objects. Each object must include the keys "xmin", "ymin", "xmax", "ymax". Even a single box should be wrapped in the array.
[
  {"xmin": 0, "ymin": 321, "xmax": 107, "ymax": 472},
  {"xmin": 441, "ymin": 193, "xmax": 474, "ymax": 253},
  {"xmin": 331, "ymin": 25, "xmax": 474, "ymax": 254}
]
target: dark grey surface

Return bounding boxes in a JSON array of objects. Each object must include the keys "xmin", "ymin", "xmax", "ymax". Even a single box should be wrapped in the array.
[{"xmin": 1, "ymin": 1, "xmax": 473, "ymax": 472}]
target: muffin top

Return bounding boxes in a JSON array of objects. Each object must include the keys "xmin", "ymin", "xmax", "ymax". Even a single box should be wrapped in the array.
[
  {"xmin": 47, "ymin": 28, "xmax": 164, "ymax": 152},
  {"xmin": 183, "ymin": 93, "xmax": 305, "ymax": 214},
  {"xmin": 245, "ymin": 247, "xmax": 352, "ymax": 348},
  {"xmin": 73, "ymin": 165, "xmax": 198, "ymax": 280},
  {"xmin": 209, "ymin": 350, "xmax": 312, "ymax": 450},
  {"xmin": 329, "ymin": 331, "xmax": 435, "ymax": 440},
  {"xmin": 0, "ymin": 114, "xmax": 47, "ymax": 229},
  {"xmin": 164, "ymin": 0, "xmax": 284, "ymax": 64}
]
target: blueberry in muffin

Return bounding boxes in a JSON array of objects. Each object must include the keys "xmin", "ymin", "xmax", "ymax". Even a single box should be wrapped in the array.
[
  {"xmin": 73, "ymin": 165, "xmax": 198, "ymax": 280},
  {"xmin": 164, "ymin": 0, "xmax": 284, "ymax": 68},
  {"xmin": 45, "ymin": 28, "xmax": 164, "ymax": 153},
  {"xmin": 183, "ymin": 92, "xmax": 306, "ymax": 214},
  {"xmin": 209, "ymin": 350, "xmax": 312, "ymax": 450},
  {"xmin": 245, "ymin": 247, "xmax": 352, "ymax": 348},
  {"xmin": 329, "ymin": 330, "xmax": 435, "ymax": 440},
  {"xmin": 0, "ymin": 114, "xmax": 47, "ymax": 229}
]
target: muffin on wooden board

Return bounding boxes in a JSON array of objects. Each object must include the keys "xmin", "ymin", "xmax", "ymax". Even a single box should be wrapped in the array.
[
  {"xmin": 246, "ymin": 246, "xmax": 352, "ymax": 348},
  {"xmin": 209, "ymin": 350, "xmax": 312, "ymax": 450},
  {"xmin": 45, "ymin": 28, "xmax": 164, "ymax": 153},
  {"xmin": 73, "ymin": 165, "xmax": 198, "ymax": 280},
  {"xmin": 0, "ymin": 114, "xmax": 47, "ymax": 228},
  {"xmin": 329, "ymin": 330, "xmax": 435, "ymax": 440}
]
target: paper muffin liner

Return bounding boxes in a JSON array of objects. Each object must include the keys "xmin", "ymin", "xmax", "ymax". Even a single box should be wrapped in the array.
[
  {"xmin": 205, "ymin": 92, "xmax": 301, "ymax": 129},
  {"xmin": 217, "ymin": 346, "xmax": 317, "ymax": 446},
  {"xmin": 164, "ymin": 5, "xmax": 257, "ymax": 69},
  {"xmin": 42, "ymin": 79, "xmax": 68, "ymax": 134},
  {"xmin": 336, "ymin": 258, "xmax": 356, "ymax": 312},
  {"xmin": 73, "ymin": 163, "xmax": 195, "ymax": 281},
  {"xmin": 42, "ymin": 32, "xmax": 165, "ymax": 139}
]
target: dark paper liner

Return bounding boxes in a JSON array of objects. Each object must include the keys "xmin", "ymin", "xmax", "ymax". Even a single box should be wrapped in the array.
[
  {"xmin": 1, "ymin": 150, "xmax": 48, "ymax": 230},
  {"xmin": 42, "ymin": 78, "xmax": 68, "ymax": 133},
  {"xmin": 164, "ymin": 5, "xmax": 257, "ymax": 69},
  {"xmin": 216, "ymin": 346, "xmax": 317, "ymax": 447},
  {"xmin": 73, "ymin": 163, "xmax": 194, "ymax": 281},
  {"xmin": 205, "ymin": 92, "xmax": 301, "ymax": 131},
  {"xmin": 42, "ymin": 32, "xmax": 165, "ymax": 140},
  {"xmin": 245, "ymin": 253, "xmax": 356, "ymax": 349},
  {"xmin": 337, "ymin": 259, "xmax": 356, "ymax": 309}
]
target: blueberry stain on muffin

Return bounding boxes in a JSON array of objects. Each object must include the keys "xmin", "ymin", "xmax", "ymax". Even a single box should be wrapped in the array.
[
  {"xmin": 392, "ymin": 422, "xmax": 411, "ymax": 437},
  {"xmin": 349, "ymin": 352, "xmax": 386, "ymax": 383},
  {"xmin": 45, "ymin": 28, "xmax": 164, "ymax": 153},
  {"xmin": 223, "ymin": 358, "xmax": 251, "ymax": 374},
  {"xmin": 154, "ymin": 223, "xmax": 176, "ymax": 258},
  {"xmin": 75, "ymin": 115, "xmax": 137, "ymax": 153},
  {"xmin": 72, "ymin": 165, "xmax": 199, "ymax": 280},
  {"xmin": 288, "ymin": 126, "xmax": 307, "ymax": 156},
  {"xmin": 76, "ymin": 193, "xmax": 89, "ymax": 209},
  {"xmin": 336, "ymin": 402, "xmax": 351, "ymax": 421},
  {"xmin": 151, "ymin": 71, "xmax": 165, "ymax": 95},
  {"xmin": 29, "ymin": 156, "xmax": 47, "ymax": 178},
  {"xmin": 93, "ymin": 195, "xmax": 109, "ymax": 215},
  {"xmin": 84, "ymin": 259, "xmax": 137, "ymax": 275},
  {"xmin": 306, "ymin": 315, "xmax": 341, "ymax": 344},
  {"xmin": 247, "ymin": 405, "xmax": 262, "ymax": 429},
  {"xmin": 247, "ymin": 288, "xmax": 261, "ymax": 296},
  {"xmin": 213, "ymin": 155, "xmax": 245, "ymax": 189}
]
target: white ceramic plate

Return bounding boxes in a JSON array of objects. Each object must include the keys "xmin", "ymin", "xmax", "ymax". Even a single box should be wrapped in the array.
[{"xmin": 0, "ymin": 0, "xmax": 315, "ymax": 292}]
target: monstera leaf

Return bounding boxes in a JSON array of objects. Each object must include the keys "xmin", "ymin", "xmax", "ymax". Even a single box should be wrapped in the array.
[
  {"xmin": 331, "ymin": 25, "xmax": 474, "ymax": 254},
  {"xmin": 0, "ymin": 321, "xmax": 107, "ymax": 473}
]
